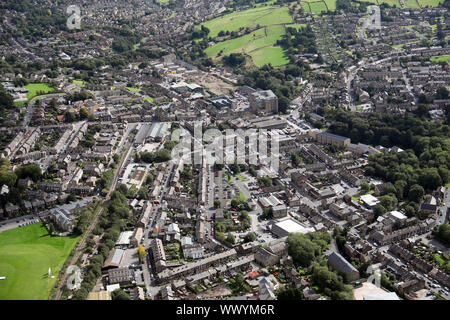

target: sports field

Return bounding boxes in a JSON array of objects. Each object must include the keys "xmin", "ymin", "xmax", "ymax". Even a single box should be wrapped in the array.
[
  {"xmin": 24, "ymin": 83, "xmax": 55, "ymax": 100},
  {"xmin": 0, "ymin": 223, "xmax": 79, "ymax": 300},
  {"xmin": 200, "ymin": 6, "xmax": 293, "ymax": 38}
]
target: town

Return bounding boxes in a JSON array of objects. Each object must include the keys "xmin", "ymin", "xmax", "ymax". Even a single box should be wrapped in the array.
[{"xmin": 0, "ymin": 0, "xmax": 449, "ymax": 302}]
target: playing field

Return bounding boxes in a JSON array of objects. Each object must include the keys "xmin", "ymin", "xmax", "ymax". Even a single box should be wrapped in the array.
[
  {"xmin": 200, "ymin": 6, "xmax": 293, "ymax": 38},
  {"xmin": 0, "ymin": 223, "xmax": 78, "ymax": 300},
  {"xmin": 24, "ymin": 83, "xmax": 55, "ymax": 100}
]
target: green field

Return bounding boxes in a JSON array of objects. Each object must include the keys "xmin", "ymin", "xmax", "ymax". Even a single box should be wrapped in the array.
[
  {"xmin": 201, "ymin": 6, "xmax": 293, "ymax": 38},
  {"xmin": 126, "ymin": 87, "xmax": 141, "ymax": 92},
  {"xmin": 309, "ymin": 1, "xmax": 328, "ymax": 13},
  {"xmin": 0, "ymin": 223, "xmax": 78, "ymax": 300},
  {"xmin": 430, "ymin": 55, "xmax": 450, "ymax": 64},
  {"xmin": 404, "ymin": 0, "xmax": 421, "ymax": 8},
  {"xmin": 418, "ymin": 0, "xmax": 444, "ymax": 6},
  {"xmin": 324, "ymin": 0, "xmax": 337, "ymax": 10},
  {"xmin": 205, "ymin": 24, "xmax": 289, "ymax": 67},
  {"xmin": 25, "ymin": 83, "xmax": 55, "ymax": 100}
]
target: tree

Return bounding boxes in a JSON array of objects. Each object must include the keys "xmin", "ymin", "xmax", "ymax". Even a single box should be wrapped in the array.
[
  {"xmin": 288, "ymin": 233, "xmax": 323, "ymax": 267},
  {"xmin": 408, "ymin": 184, "xmax": 424, "ymax": 203},
  {"xmin": 244, "ymin": 232, "xmax": 257, "ymax": 243},
  {"xmin": 226, "ymin": 233, "xmax": 235, "ymax": 245},
  {"xmin": 373, "ymin": 204, "xmax": 386, "ymax": 219},
  {"xmin": 214, "ymin": 200, "xmax": 221, "ymax": 209},
  {"xmin": 138, "ymin": 245, "xmax": 147, "ymax": 261},
  {"xmin": 276, "ymin": 286, "xmax": 304, "ymax": 300},
  {"xmin": 79, "ymin": 107, "xmax": 90, "ymax": 119},
  {"xmin": 111, "ymin": 289, "xmax": 131, "ymax": 300},
  {"xmin": 360, "ymin": 182, "xmax": 370, "ymax": 194}
]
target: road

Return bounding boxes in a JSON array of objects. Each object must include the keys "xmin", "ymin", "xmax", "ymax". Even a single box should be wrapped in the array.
[{"xmin": 22, "ymin": 93, "xmax": 66, "ymax": 126}]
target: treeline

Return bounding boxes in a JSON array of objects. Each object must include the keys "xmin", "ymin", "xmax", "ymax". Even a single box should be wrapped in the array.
[
  {"xmin": 277, "ymin": 25, "xmax": 317, "ymax": 55},
  {"xmin": 0, "ymin": 1, "xmax": 67, "ymax": 41},
  {"xmin": 135, "ymin": 140, "xmax": 176, "ymax": 164},
  {"xmin": 71, "ymin": 190, "xmax": 130, "ymax": 300},
  {"xmin": 287, "ymin": 232, "xmax": 354, "ymax": 300},
  {"xmin": 0, "ymin": 159, "xmax": 43, "ymax": 207},
  {"xmin": 327, "ymin": 110, "xmax": 450, "ymax": 193},
  {"xmin": 239, "ymin": 63, "xmax": 309, "ymax": 114}
]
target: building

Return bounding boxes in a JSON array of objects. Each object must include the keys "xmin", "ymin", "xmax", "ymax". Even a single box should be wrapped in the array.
[
  {"xmin": 50, "ymin": 208, "xmax": 75, "ymax": 232},
  {"xmin": 327, "ymin": 252, "xmax": 360, "ymax": 282},
  {"xmin": 87, "ymin": 290, "xmax": 112, "ymax": 300},
  {"xmin": 360, "ymin": 194, "xmax": 380, "ymax": 208},
  {"xmin": 103, "ymin": 248, "xmax": 125, "ymax": 272},
  {"xmin": 316, "ymin": 132, "xmax": 351, "ymax": 148},
  {"xmin": 249, "ymin": 89, "xmax": 278, "ymax": 114},
  {"xmin": 270, "ymin": 218, "xmax": 315, "ymax": 238},
  {"xmin": 116, "ymin": 231, "xmax": 134, "ymax": 248},
  {"xmin": 108, "ymin": 267, "xmax": 134, "ymax": 285}
]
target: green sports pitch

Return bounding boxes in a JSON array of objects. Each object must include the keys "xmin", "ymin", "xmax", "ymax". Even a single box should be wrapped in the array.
[{"xmin": 0, "ymin": 223, "xmax": 78, "ymax": 300}]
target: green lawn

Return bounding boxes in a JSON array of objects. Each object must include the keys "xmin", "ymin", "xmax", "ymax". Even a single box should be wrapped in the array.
[
  {"xmin": 144, "ymin": 97, "xmax": 154, "ymax": 103},
  {"xmin": 126, "ymin": 87, "xmax": 141, "ymax": 92},
  {"xmin": 0, "ymin": 223, "xmax": 79, "ymax": 300},
  {"xmin": 240, "ymin": 192, "xmax": 248, "ymax": 202}
]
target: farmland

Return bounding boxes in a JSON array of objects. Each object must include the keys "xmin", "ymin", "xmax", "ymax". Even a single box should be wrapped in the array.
[
  {"xmin": 200, "ymin": 6, "xmax": 292, "ymax": 38},
  {"xmin": 0, "ymin": 223, "xmax": 78, "ymax": 300},
  {"xmin": 201, "ymin": 5, "xmax": 294, "ymax": 67}
]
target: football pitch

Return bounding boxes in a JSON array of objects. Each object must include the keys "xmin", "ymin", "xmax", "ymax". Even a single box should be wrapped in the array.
[{"xmin": 0, "ymin": 223, "xmax": 78, "ymax": 300}]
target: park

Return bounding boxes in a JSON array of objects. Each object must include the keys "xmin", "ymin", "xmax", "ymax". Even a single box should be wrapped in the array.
[{"xmin": 0, "ymin": 223, "xmax": 78, "ymax": 300}]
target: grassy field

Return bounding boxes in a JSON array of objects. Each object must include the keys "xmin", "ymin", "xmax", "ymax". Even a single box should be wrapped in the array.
[
  {"xmin": 200, "ymin": 6, "xmax": 292, "ymax": 38},
  {"xmin": 205, "ymin": 24, "xmax": 289, "ymax": 67},
  {"xmin": 418, "ymin": 0, "xmax": 444, "ymax": 6},
  {"xmin": 14, "ymin": 83, "xmax": 55, "ymax": 107},
  {"xmin": 404, "ymin": 0, "xmax": 421, "ymax": 8},
  {"xmin": 430, "ymin": 55, "xmax": 450, "ymax": 64},
  {"xmin": 324, "ymin": 0, "xmax": 337, "ymax": 10},
  {"xmin": 25, "ymin": 83, "xmax": 55, "ymax": 100},
  {"xmin": 309, "ymin": 1, "xmax": 328, "ymax": 13},
  {"xmin": 0, "ymin": 223, "xmax": 78, "ymax": 300},
  {"xmin": 126, "ymin": 87, "xmax": 141, "ymax": 92}
]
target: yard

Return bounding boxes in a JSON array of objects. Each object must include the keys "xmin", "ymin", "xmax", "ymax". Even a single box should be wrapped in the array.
[{"xmin": 0, "ymin": 223, "xmax": 79, "ymax": 300}]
